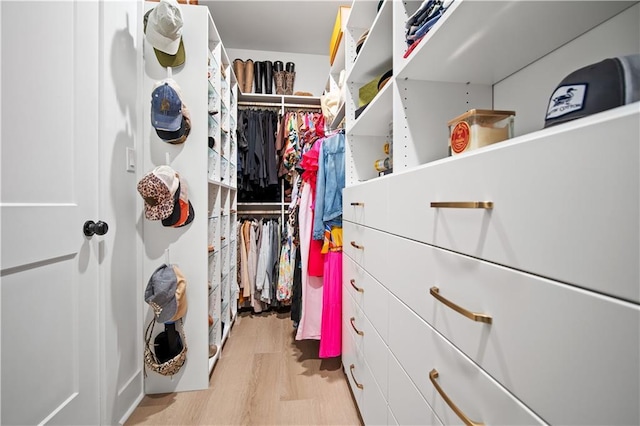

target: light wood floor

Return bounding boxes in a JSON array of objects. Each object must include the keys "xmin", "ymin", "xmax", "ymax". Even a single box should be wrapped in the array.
[{"xmin": 126, "ymin": 309, "xmax": 363, "ymax": 425}]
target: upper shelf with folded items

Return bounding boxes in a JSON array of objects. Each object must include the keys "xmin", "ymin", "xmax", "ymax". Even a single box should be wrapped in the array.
[{"xmin": 396, "ymin": 0, "xmax": 636, "ymax": 84}]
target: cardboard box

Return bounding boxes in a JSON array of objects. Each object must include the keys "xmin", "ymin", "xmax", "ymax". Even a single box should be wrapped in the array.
[{"xmin": 329, "ymin": 6, "xmax": 351, "ymax": 66}]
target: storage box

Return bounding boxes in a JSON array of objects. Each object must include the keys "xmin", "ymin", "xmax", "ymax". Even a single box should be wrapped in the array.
[
  {"xmin": 329, "ymin": 6, "xmax": 351, "ymax": 66},
  {"xmin": 448, "ymin": 109, "xmax": 515, "ymax": 155}
]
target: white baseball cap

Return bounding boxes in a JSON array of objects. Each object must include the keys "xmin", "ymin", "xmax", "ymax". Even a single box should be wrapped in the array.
[{"xmin": 144, "ymin": 0, "xmax": 185, "ymax": 67}]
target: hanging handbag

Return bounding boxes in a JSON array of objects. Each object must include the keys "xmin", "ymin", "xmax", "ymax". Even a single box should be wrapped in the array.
[{"xmin": 143, "ymin": 317, "xmax": 188, "ymax": 377}]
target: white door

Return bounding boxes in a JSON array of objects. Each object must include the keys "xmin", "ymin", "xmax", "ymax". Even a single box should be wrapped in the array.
[{"xmin": 1, "ymin": 1, "xmax": 102, "ymax": 424}]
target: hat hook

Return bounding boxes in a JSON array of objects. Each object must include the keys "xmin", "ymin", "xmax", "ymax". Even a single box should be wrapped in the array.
[
  {"xmin": 165, "ymin": 152, "xmax": 171, "ymax": 165},
  {"xmin": 165, "ymin": 248, "xmax": 170, "ymax": 265},
  {"xmin": 167, "ymin": 66, "xmax": 173, "ymax": 79}
]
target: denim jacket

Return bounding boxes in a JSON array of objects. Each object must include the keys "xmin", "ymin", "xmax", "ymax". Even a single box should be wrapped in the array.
[{"xmin": 313, "ymin": 132, "xmax": 345, "ymax": 240}]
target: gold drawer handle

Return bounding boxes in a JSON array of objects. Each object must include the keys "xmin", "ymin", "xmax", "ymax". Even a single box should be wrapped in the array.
[
  {"xmin": 430, "ymin": 201, "xmax": 493, "ymax": 209},
  {"xmin": 350, "ymin": 241, "xmax": 364, "ymax": 250},
  {"xmin": 429, "ymin": 369, "xmax": 484, "ymax": 426},
  {"xmin": 350, "ymin": 317, "xmax": 364, "ymax": 336},
  {"xmin": 350, "ymin": 279, "xmax": 364, "ymax": 293},
  {"xmin": 349, "ymin": 364, "xmax": 364, "ymax": 389},
  {"xmin": 430, "ymin": 287, "xmax": 492, "ymax": 324},
  {"xmin": 350, "ymin": 202, "xmax": 365, "ymax": 206}
]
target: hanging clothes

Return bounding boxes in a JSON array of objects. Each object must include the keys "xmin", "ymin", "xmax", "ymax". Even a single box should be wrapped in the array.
[
  {"xmin": 276, "ymin": 219, "xmax": 296, "ymax": 302},
  {"xmin": 319, "ymin": 226, "xmax": 343, "ymax": 358},
  {"xmin": 237, "ymin": 217, "xmax": 283, "ymax": 311},
  {"xmin": 286, "ymin": 172, "xmax": 303, "ymax": 322},
  {"xmin": 238, "ymin": 108, "xmax": 280, "ymax": 202},
  {"xmin": 290, "ymin": 244, "xmax": 302, "ymax": 327},
  {"xmin": 255, "ymin": 219, "xmax": 272, "ymax": 305},
  {"xmin": 313, "ymin": 131, "xmax": 345, "ymax": 241},
  {"xmin": 300, "ymin": 136, "xmax": 324, "ymax": 277},
  {"xmin": 295, "ymin": 182, "xmax": 323, "ymax": 341},
  {"xmin": 239, "ymin": 220, "xmax": 251, "ymax": 303},
  {"xmin": 246, "ymin": 220, "xmax": 262, "ymax": 313}
]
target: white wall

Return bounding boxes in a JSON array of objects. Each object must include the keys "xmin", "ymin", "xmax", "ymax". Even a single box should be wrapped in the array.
[
  {"xmin": 100, "ymin": 1, "xmax": 145, "ymax": 424},
  {"xmin": 226, "ymin": 48, "xmax": 330, "ymax": 96},
  {"xmin": 494, "ymin": 3, "xmax": 640, "ymax": 136}
]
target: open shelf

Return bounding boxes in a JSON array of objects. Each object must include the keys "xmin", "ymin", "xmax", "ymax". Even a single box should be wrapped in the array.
[
  {"xmin": 397, "ymin": 1, "xmax": 634, "ymax": 83},
  {"xmin": 346, "ymin": 0, "xmax": 393, "ymax": 85},
  {"xmin": 348, "ymin": 80, "xmax": 392, "ymax": 137}
]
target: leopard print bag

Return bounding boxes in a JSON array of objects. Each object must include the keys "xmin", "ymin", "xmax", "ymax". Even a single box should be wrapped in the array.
[{"xmin": 144, "ymin": 317, "xmax": 187, "ymax": 377}]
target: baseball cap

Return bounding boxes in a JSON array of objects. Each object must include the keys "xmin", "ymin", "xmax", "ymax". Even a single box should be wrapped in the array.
[
  {"xmin": 137, "ymin": 165, "xmax": 179, "ymax": 221},
  {"xmin": 161, "ymin": 174, "xmax": 194, "ymax": 228},
  {"xmin": 544, "ymin": 54, "xmax": 640, "ymax": 128},
  {"xmin": 143, "ymin": 0, "xmax": 186, "ymax": 68},
  {"xmin": 172, "ymin": 174, "xmax": 194, "ymax": 227},
  {"xmin": 151, "ymin": 82, "xmax": 183, "ymax": 132},
  {"xmin": 161, "ymin": 181, "xmax": 183, "ymax": 227},
  {"xmin": 156, "ymin": 99, "xmax": 191, "ymax": 144},
  {"xmin": 144, "ymin": 264, "xmax": 188, "ymax": 323}
]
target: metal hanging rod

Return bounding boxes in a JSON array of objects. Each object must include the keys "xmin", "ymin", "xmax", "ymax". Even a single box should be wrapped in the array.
[
  {"xmin": 238, "ymin": 210, "xmax": 287, "ymax": 216},
  {"xmin": 237, "ymin": 101, "xmax": 321, "ymax": 110},
  {"xmin": 238, "ymin": 101, "xmax": 281, "ymax": 108}
]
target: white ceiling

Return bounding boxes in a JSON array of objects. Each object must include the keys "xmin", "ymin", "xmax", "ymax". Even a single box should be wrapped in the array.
[{"xmin": 200, "ymin": 0, "xmax": 351, "ymax": 56}]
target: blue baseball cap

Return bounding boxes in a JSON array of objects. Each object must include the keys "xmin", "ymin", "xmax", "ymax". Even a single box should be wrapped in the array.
[{"xmin": 151, "ymin": 82, "xmax": 182, "ymax": 132}]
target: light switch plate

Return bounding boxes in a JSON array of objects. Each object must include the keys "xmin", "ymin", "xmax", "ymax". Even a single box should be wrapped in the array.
[{"xmin": 126, "ymin": 147, "xmax": 136, "ymax": 172}]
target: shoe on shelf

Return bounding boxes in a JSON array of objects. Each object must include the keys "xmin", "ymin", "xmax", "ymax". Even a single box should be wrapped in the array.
[
  {"xmin": 233, "ymin": 59, "xmax": 245, "ymax": 92},
  {"xmin": 244, "ymin": 59, "xmax": 254, "ymax": 93},
  {"xmin": 209, "ymin": 344, "xmax": 218, "ymax": 358},
  {"xmin": 253, "ymin": 61, "xmax": 264, "ymax": 94},
  {"xmin": 263, "ymin": 60, "xmax": 273, "ymax": 94}
]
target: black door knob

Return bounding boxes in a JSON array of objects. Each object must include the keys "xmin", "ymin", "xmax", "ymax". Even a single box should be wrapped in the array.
[{"xmin": 83, "ymin": 220, "xmax": 109, "ymax": 237}]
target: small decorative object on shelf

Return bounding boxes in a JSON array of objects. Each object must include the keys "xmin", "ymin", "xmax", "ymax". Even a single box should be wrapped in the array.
[
  {"xmin": 447, "ymin": 109, "xmax": 515, "ymax": 156},
  {"xmin": 374, "ymin": 157, "xmax": 392, "ymax": 173}
]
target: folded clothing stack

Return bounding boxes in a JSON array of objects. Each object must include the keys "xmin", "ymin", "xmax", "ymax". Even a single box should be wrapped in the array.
[{"xmin": 405, "ymin": 0, "xmax": 454, "ymax": 48}]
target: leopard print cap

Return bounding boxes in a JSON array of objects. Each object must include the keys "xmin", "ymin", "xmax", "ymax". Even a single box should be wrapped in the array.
[{"xmin": 137, "ymin": 168, "xmax": 177, "ymax": 220}]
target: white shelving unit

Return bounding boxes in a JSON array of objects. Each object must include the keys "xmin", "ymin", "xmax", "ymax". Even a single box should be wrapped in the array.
[
  {"xmin": 326, "ymin": 20, "xmax": 347, "ymax": 131},
  {"xmin": 344, "ymin": 0, "xmax": 393, "ymax": 184},
  {"xmin": 206, "ymin": 14, "xmax": 238, "ymax": 375},
  {"xmin": 341, "ymin": 0, "xmax": 639, "ymax": 424},
  {"xmin": 141, "ymin": 3, "xmax": 237, "ymax": 394},
  {"xmin": 344, "ymin": 0, "xmax": 638, "ymax": 184},
  {"xmin": 392, "ymin": 0, "xmax": 637, "ymax": 171}
]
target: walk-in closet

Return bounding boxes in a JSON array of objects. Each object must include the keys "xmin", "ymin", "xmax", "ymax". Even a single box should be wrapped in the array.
[{"xmin": 1, "ymin": 1, "xmax": 638, "ymax": 425}]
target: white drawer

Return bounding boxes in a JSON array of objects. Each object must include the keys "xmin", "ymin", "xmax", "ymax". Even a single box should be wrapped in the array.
[
  {"xmin": 360, "ymin": 361, "xmax": 388, "ymax": 426},
  {"xmin": 343, "ymin": 179, "xmax": 389, "ymax": 230},
  {"xmin": 343, "ymin": 287, "xmax": 389, "ymax": 400},
  {"xmin": 342, "ymin": 323, "xmax": 388, "ymax": 426},
  {"xmin": 343, "ymin": 254, "xmax": 390, "ymax": 342},
  {"xmin": 378, "ymin": 230, "xmax": 640, "ymax": 425},
  {"xmin": 388, "ymin": 293, "xmax": 546, "ymax": 425},
  {"xmin": 385, "ymin": 108, "xmax": 639, "ymax": 302},
  {"xmin": 342, "ymin": 313, "xmax": 362, "ymax": 409},
  {"xmin": 387, "ymin": 407, "xmax": 398, "ymax": 426},
  {"xmin": 388, "ymin": 353, "xmax": 443, "ymax": 426},
  {"xmin": 342, "ymin": 284, "xmax": 364, "ymax": 353},
  {"xmin": 343, "ymin": 221, "xmax": 388, "ymax": 281}
]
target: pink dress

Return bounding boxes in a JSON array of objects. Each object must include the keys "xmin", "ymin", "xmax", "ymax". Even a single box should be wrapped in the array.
[{"xmin": 319, "ymin": 226, "xmax": 342, "ymax": 358}]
